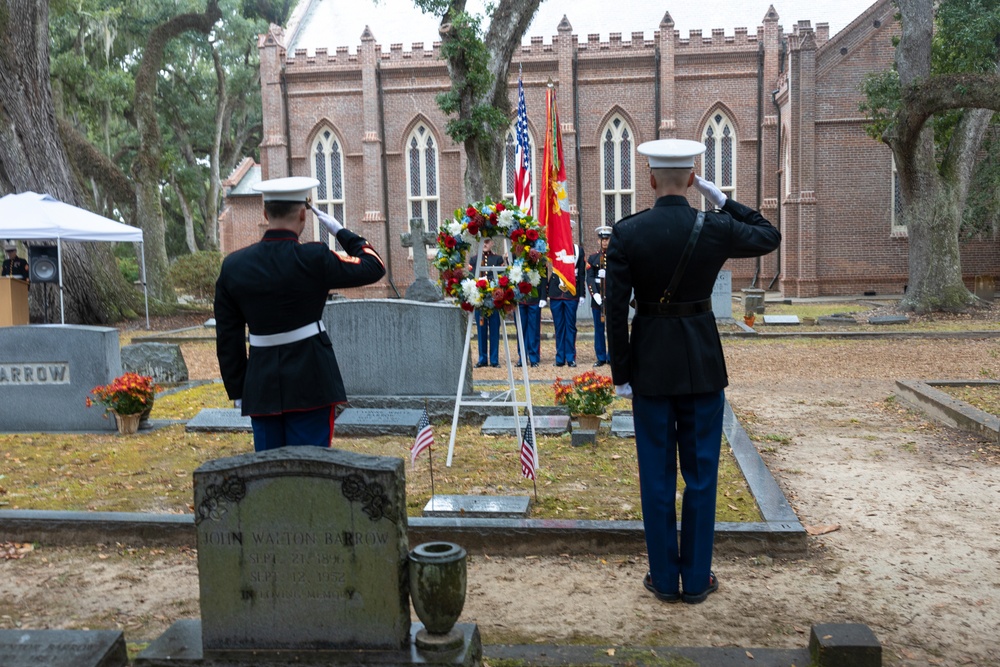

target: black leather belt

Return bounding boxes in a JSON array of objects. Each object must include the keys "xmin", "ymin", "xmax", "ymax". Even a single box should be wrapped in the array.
[{"xmin": 635, "ymin": 299, "xmax": 713, "ymax": 317}]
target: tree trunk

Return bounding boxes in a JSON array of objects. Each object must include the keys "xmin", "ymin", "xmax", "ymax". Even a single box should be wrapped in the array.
[
  {"xmin": 0, "ymin": 0, "xmax": 139, "ymax": 324},
  {"xmin": 204, "ymin": 42, "xmax": 226, "ymax": 251},
  {"xmin": 132, "ymin": 0, "xmax": 221, "ymax": 303}
]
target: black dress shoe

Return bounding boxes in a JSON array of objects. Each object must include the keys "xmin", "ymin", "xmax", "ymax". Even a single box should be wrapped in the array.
[
  {"xmin": 490, "ymin": 363, "xmax": 500, "ymax": 368},
  {"xmin": 681, "ymin": 572, "xmax": 719, "ymax": 604},
  {"xmin": 593, "ymin": 360, "xmax": 607, "ymax": 367},
  {"xmin": 530, "ymin": 362, "xmax": 539, "ymax": 367},
  {"xmin": 567, "ymin": 361, "xmax": 577, "ymax": 368},
  {"xmin": 554, "ymin": 362, "xmax": 566, "ymax": 367},
  {"xmin": 644, "ymin": 572, "xmax": 681, "ymax": 603},
  {"xmin": 515, "ymin": 361, "xmax": 523, "ymax": 367},
  {"xmin": 474, "ymin": 362, "xmax": 488, "ymax": 368}
]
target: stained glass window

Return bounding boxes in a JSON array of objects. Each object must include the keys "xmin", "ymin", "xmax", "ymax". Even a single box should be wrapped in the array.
[
  {"xmin": 405, "ymin": 123, "xmax": 441, "ymax": 243},
  {"xmin": 701, "ymin": 112, "xmax": 736, "ymax": 206},
  {"xmin": 311, "ymin": 128, "xmax": 347, "ymax": 249},
  {"xmin": 600, "ymin": 116, "xmax": 635, "ymax": 225}
]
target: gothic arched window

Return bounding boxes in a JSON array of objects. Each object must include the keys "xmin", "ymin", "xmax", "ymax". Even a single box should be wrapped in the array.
[
  {"xmin": 311, "ymin": 128, "xmax": 346, "ymax": 248},
  {"xmin": 702, "ymin": 112, "xmax": 737, "ymax": 207},
  {"xmin": 600, "ymin": 116, "xmax": 635, "ymax": 225},
  {"xmin": 406, "ymin": 124, "xmax": 440, "ymax": 234}
]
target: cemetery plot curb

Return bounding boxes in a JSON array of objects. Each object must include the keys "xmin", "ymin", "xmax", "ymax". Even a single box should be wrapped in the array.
[{"xmin": 894, "ymin": 379, "xmax": 1000, "ymax": 444}]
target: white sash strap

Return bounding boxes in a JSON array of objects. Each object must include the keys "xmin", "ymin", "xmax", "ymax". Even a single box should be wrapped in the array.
[{"xmin": 248, "ymin": 321, "xmax": 325, "ymax": 348}]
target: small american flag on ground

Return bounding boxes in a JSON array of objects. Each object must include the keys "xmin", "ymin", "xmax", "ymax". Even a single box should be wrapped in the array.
[
  {"xmin": 411, "ymin": 408, "xmax": 434, "ymax": 465},
  {"xmin": 519, "ymin": 420, "xmax": 537, "ymax": 480}
]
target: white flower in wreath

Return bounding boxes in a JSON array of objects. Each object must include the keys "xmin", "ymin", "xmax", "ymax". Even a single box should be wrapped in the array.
[
  {"xmin": 461, "ymin": 278, "xmax": 483, "ymax": 306},
  {"xmin": 498, "ymin": 209, "xmax": 516, "ymax": 230},
  {"xmin": 448, "ymin": 221, "xmax": 463, "ymax": 236},
  {"xmin": 526, "ymin": 269, "xmax": 541, "ymax": 286},
  {"xmin": 508, "ymin": 264, "xmax": 524, "ymax": 285}
]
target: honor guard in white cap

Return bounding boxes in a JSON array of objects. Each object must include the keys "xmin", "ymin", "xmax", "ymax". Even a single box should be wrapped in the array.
[
  {"xmin": 586, "ymin": 225, "xmax": 614, "ymax": 366},
  {"xmin": 604, "ymin": 137, "xmax": 780, "ymax": 605},
  {"xmin": 214, "ymin": 175, "xmax": 386, "ymax": 451}
]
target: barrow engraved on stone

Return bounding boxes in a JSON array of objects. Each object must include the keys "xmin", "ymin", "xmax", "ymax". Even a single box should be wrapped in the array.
[
  {"xmin": 335, "ymin": 408, "xmax": 424, "ymax": 436},
  {"xmin": 194, "ymin": 447, "xmax": 409, "ymax": 651}
]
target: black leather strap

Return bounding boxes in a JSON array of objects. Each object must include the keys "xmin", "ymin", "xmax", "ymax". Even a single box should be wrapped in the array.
[
  {"xmin": 636, "ymin": 298, "xmax": 713, "ymax": 317},
  {"xmin": 661, "ymin": 210, "xmax": 705, "ymax": 303}
]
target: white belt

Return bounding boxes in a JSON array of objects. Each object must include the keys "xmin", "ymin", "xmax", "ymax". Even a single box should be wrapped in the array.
[{"xmin": 248, "ymin": 321, "xmax": 325, "ymax": 347}]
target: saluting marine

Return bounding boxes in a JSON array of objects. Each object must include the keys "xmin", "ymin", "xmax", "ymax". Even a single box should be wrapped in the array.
[
  {"xmin": 214, "ymin": 176, "xmax": 385, "ymax": 451},
  {"xmin": 585, "ymin": 226, "xmax": 612, "ymax": 367}
]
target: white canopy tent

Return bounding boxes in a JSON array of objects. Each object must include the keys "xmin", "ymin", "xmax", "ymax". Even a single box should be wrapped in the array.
[{"xmin": 0, "ymin": 191, "xmax": 148, "ymax": 327}]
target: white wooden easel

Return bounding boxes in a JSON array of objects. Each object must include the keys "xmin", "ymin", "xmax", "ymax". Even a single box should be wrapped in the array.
[{"xmin": 445, "ymin": 236, "xmax": 539, "ymax": 471}]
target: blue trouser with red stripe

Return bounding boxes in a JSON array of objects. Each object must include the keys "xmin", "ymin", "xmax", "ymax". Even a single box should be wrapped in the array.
[
  {"xmin": 250, "ymin": 405, "xmax": 335, "ymax": 451},
  {"xmin": 633, "ymin": 390, "xmax": 725, "ymax": 597}
]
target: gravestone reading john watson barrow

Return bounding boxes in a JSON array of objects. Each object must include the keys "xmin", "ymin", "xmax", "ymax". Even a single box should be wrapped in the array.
[{"xmin": 136, "ymin": 447, "xmax": 481, "ymax": 666}]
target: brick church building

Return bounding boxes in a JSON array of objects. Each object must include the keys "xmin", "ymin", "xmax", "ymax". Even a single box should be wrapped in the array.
[{"xmin": 220, "ymin": 0, "xmax": 998, "ymax": 298}]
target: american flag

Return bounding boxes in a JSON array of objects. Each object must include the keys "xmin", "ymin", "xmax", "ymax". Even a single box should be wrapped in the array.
[
  {"xmin": 411, "ymin": 408, "xmax": 434, "ymax": 465},
  {"xmin": 519, "ymin": 420, "xmax": 537, "ymax": 480},
  {"xmin": 514, "ymin": 72, "xmax": 532, "ymax": 215}
]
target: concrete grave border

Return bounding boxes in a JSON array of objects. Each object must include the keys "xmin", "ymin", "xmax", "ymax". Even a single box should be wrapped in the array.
[
  {"xmin": 0, "ymin": 402, "xmax": 805, "ymax": 556},
  {"xmin": 894, "ymin": 379, "xmax": 1000, "ymax": 444}
]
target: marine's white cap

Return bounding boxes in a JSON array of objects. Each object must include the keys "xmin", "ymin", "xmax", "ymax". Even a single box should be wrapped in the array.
[
  {"xmin": 4, "ymin": 242, "xmax": 16, "ymax": 251},
  {"xmin": 596, "ymin": 226, "xmax": 613, "ymax": 238},
  {"xmin": 637, "ymin": 139, "xmax": 706, "ymax": 169},
  {"xmin": 252, "ymin": 176, "xmax": 320, "ymax": 202}
]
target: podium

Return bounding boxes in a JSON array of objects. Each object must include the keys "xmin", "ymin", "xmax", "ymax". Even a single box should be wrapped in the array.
[{"xmin": 0, "ymin": 277, "xmax": 29, "ymax": 326}]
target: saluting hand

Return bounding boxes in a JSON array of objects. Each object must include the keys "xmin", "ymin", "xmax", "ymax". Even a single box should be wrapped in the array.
[
  {"xmin": 694, "ymin": 175, "xmax": 727, "ymax": 209},
  {"xmin": 312, "ymin": 206, "xmax": 344, "ymax": 235}
]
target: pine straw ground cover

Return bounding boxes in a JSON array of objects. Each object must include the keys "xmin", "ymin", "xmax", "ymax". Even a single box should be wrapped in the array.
[{"xmin": 0, "ymin": 381, "xmax": 760, "ymax": 523}]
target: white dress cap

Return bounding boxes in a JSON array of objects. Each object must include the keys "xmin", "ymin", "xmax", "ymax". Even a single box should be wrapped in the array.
[
  {"xmin": 252, "ymin": 176, "xmax": 320, "ymax": 202},
  {"xmin": 4, "ymin": 242, "xmax": 16, "ymax": 251},
  {"xmin": 637, "ymin": 139, "xmax": 707, "ymax": 169},
  {"xmin": 595, "ymin": 225, "xmax": 613, "ymax": 238}
]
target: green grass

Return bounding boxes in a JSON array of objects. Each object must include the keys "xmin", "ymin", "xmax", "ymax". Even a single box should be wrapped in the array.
[{"xmin": 0, "ymin": 383, "xmax": 762, "ymax": 523}]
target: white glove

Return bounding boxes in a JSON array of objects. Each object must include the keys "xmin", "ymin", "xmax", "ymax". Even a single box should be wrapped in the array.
[
  {"xmin": 539, "ymin": 299, "xmax": 547, "ymax": 309},
  {"xmin": 234, "ymin": 399, "xmax": 242, "ymax": 409},
  {"xmin": 597, "ymin": 269, "xmax": 605, "ymax": 279},
  {"xmin": 615, "ymin": 383, "xmax": 633, "ymax": 399},
  {"xmin": 593, "ymin": 294, "xmax": 602, "ymax": 306},
  {"xmin": 579, "ymin": 297, "xmax": 586, "ymax": 304},
  {"xmin": 694, "ymin": 175, "xmax": 727, "ymax": 209},
  {"xmin": 313, "ymin": 207, "xmax": 344, "ymax": 235}
]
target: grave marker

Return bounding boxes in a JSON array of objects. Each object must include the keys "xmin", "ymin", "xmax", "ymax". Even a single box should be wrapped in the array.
[
  {"xmin": 712, "ymin": 270, "xmax": 733, "ymax": 319},
  {"xmin": 335, "ymin": 408, "xmax": 424, "ymax": 436},
  {"xmin": 480, "ymin": 415, "xmax": 569, "ymax": 436},
  {"xmin": 399, "ymin": 217, "xmax": 441, "ymax": 302},
  {"xmin": 0, "ymin": 629, "xmax": 126, "ymax": 667}
]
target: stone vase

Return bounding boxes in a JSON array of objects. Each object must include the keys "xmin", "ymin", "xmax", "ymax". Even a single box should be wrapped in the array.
[
  {"xmin": 408, "ymin": 541, "xmax": 467, "ymax": 650},
  {"xmin": 575, "ymin": 414, "xmax": 602, "ymax": 431},
  {"xmin": 112, "ymin": 410, "xmax": 141, "ymax": 435}
]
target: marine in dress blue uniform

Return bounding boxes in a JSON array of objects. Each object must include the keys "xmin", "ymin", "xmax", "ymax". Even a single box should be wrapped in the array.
[
  {"xmin": 586, "ymin": 226, "xmax": 612, "ymax": 367},
  {"xmin": 2, "ymin": 243, "xmax": 29, "ymax": 283},
  {"xmin": 475, "ymin": 238, "xmax": 505, "ymax": 368},
  {"xmin": 546, "ymin": 239, "xmax": 585, "ymax": 367},
  {"xmin": 606, "ymin": 140, "xmax": 780, "ymax": 604},
  {"xmin": 214, "ymin": 177, "xmax": 386, "ymax": 451},
  {"xmin": 515, "ymin": 290, "xmax": 541, "ymax": 367}
]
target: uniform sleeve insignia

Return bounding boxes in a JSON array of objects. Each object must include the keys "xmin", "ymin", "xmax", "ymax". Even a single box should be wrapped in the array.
[{"xmin": 334, "ymin": 251, "xmax": 361, "ymax": 265}]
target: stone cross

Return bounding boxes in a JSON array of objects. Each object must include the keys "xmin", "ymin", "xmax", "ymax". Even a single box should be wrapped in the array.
[{"xmin": 400, "ymin": 217, "xmax": 442, "ymax": 302}]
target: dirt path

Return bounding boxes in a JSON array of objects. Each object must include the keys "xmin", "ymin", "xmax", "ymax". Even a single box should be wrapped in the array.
[{"xmin": 2, "ymin": 336, "xmax": 999, "ymax": 665}]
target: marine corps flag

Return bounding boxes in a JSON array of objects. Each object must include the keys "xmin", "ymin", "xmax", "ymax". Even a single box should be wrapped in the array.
[{"xmin": 539, "ymin": 83, "xmax": 576, "ymax": 295}]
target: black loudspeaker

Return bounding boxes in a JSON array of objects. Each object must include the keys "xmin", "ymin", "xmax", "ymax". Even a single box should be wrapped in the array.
[{"xmin": 29, "ymin": 245, "xmax": 60, "ymax": 284}]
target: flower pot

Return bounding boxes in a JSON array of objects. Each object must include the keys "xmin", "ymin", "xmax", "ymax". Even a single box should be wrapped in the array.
[
  {"xmin": 112, "ymin": 410, "xmax": 141, "ymax": 435},
  {"xmin": 140, "ymin": 393, "xmax": 155, "ymax": 423},
  {"xmin": 743, "ymin": 313, "xmax": 756, "ymax": 327},
  {"xmin": 575, "ymin": 414, "xmax": 602, "ymax": 431},
  {"xmin": 409, "ymin": 541, "xmax": 467, "ymax": 649}
]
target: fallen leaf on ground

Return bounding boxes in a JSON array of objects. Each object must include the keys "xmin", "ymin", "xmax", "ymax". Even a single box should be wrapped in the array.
[{"xmin": 805, "ymin": 524, "xmax": 841, "ymax": 536}]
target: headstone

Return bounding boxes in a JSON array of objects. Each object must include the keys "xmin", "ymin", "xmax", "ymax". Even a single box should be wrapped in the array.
[
  {"xmin": 185, "ymin": 408, "xmax": 251, "ymax": 433},
  {"xmin": 571, "ymin": 429, "xmax": 597, "ymax": 447},
  {"xmin": 121, "ymin": 342, "xmax": 189, "ymax": 384},
  {"xmin": 323, "ymin": 299, "xmax": 473, "ymax": 397},
  {"xmin": 712, "ymin": 270, "xmax": 733, "ymax": 319},
  {"xmin": 196, "ymin": 447, "xmax": 409, "ymax": 650},
  {"xmin": 817, "ymin": 315, "xmax": 857, "ymax": 326},
  {"xmin": 0, "ymin": 325, "xmax": 120, "ymax": 432},
  {"xmin": 762, "ymin": 315, "xmax": 800, "ymax": 326},
  {"xmin": 869, "ymin": 315, "xmax": 909, "ymax": 325},
  {"xmin": 335, "ymin": 408, "xmax": 423, "ymax": 436},
  {"xmin": 422, "ymin": 494, "xmax": 530, "ymax": 518},
  {"xmin": 742, "ymin": 287, "xmax": 765, "ymax": 314},
  {"xmin": 610, "ymin": 410, "xmax": 635, "ymax": 438},
  {"xmin": 137, "ymin": 447, "xmax": 482, "ymax": 666},
  {"xmin": 399, "ymin": 217, "xmax": 441, "ymax": 303},
  {"xmin": 0, "ymin": 629, "xmax": 127, "ymax": 667},
  {"xmin": 480, "ymin": 414, "xmax": 570, "ymax": 436}
]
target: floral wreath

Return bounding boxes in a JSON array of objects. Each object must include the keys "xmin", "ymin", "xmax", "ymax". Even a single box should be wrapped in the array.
[{"xmin": 434, "ymin": 198, "xmax": 547, "ymax": 316}]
